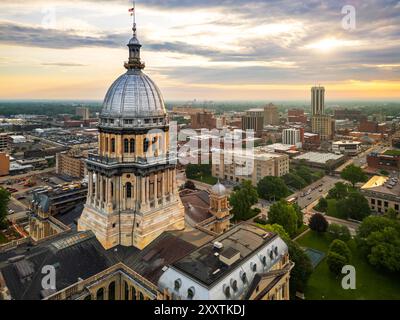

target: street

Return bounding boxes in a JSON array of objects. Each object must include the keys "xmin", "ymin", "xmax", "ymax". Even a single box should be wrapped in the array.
[{"xmin": 292, "ymin": 176, "xmax": 344, "ymax": 209}]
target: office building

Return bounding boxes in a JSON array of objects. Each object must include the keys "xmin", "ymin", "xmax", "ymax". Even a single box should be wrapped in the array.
[
  {"xmin": 264, "ymin": 103, "xmax": 279, "ymax": 126},
  {"xmin": 282, "ymin": 128, "xmax": 302, "ymax": 147},
  {"xmin": 311, "ymin": 86, "xmax": 325, "ymax": 116},
  {"xmin": 242, "ymin": 109, "xmax": 264, "ymax": 136}
]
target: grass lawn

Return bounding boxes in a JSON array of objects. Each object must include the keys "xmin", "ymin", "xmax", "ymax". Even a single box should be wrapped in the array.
[
  {"xmin": 192, "ymin": 175, "xmax": 218, "ymax": 185},
  {"xmin": 296, "ymin": 231, "xmax": 400, "ymax": 300}
]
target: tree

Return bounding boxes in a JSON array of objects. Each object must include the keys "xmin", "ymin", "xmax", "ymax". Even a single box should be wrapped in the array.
[
  {"xmin": 257, "ymin": 176, "xmax": 289, "ymax": 201},
  {"xmin": 366, "ymin": 227, "xmax": 400, "ymax": 272},
  {"xmin": 337, "ymin": 191, "xmax": 370, "ymax": 221},
  {"xmin": 293, "ymin": 203, "xmax": 304, "ymax": 229},
  {"xmin": 340, "ymin": 164, "xmax": 367, "ymax": 187},
  {"xmin": 327, "ymin": 182, "xmax": 349, "ymax": 200},
  {"xmin": 287, "ymin": 241, "xmax": 313, "ymax": 298},
  {"xmin": 283, "ymin": 172, "xmax": 307, "ymax": 190},
  {"xmin": 356, "ymin": 217, "xmax": 400, "ymax": 272},
  {"xmin": 316, "ymin": 197, "xmax": 328, "ymax": 212},
  {"xmin": 327, "ymin": 251, "xmax": 347, "ymax": 275},
  {"xmin": 327, "ymin": 223, "xmax": 351, "ymax": 242},
  {"xmin": 329, "ymin": 239, "xmax": 351, "ymax": 262},
  {"xmin": 296, "ymin": 165, "xmax": 313, "ymax": 184},
  {"xmin": 259, "ymin": 224, "xmax": 290, "ymax": 240},
  {"xmin": 308, "ymin": 213, "xmax": 328, "ymax": 233},
  {"xmin": 229, "ymin": 180, "xmax": 258, "ymax": 221},
  {"xmin": 183, "ymin": 180, "xmax": 196, "ymax": 190},
  {"xmin": 0, "ymin": 188, "xmax": 11, "ymax": 229},
  {"xmin": 385, "ymin": 208, "xmax": 399, "ymax": 220},
  {"xmin": 268, "ymin": 200, "xmax": 299, "ymax": 237}
]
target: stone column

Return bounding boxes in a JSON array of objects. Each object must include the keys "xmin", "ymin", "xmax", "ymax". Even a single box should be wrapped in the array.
[
  {"xmin": 161, "ymin": 171, "xmax": 165, "ymax": 204},
  {"xmin": 88, "ymin": 171, "xmax": 93, "ymax": 204},
  {"xmin": 141, "ymin": 176, "xmax": 146, "ymax": 206},
  {"xmin": 154, "ymin": 174, "xmax": 158, "ymax": 208}
]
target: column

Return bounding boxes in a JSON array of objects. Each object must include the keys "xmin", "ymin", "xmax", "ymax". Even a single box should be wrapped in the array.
[
  {"xmin": 161, "ymin": 171, "xmax": 165, "ymax": 204},
  {"xmin": 141, "ymin": 176, "xmax": 146, "ymax": 206},
  {"xmin": 146, "ymin": 177, "xmax": 150, "ymax": 204},
  {"xmin": 99, "ymin": 175, "xmax": 104, "ymax": 207},
  {"xmin": 154, "ymin": 174, "xmax": 158, "ymax": 208},
  {"xmin": 88, "ymin": 172, "xmax": 93, "ymax": 204}
]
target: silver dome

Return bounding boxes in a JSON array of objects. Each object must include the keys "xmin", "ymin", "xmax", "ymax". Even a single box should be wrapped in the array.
[
  {"xmin": 211, "ymin": 181, "xmax": 226, "ymax": 196},
  {"xmin": 100, "ymin": 69, "xmax": 166, "ymax": 119}
]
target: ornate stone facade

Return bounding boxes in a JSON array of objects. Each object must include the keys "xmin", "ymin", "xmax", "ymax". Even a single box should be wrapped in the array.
[{"xmin": 78, "ymin": 18, "xmax": 185, "ymax": 250}]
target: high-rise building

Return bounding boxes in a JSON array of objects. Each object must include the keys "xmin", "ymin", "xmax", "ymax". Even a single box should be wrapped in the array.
[
  {"xmin": 264, "ymin": 103, "xmax": 279, "ymax": 125},
  {"xmin": 282, "ymin": 128, "xmax": 302, "ymax": 147},
  {"xmin": 311, "ymin": 86, "xmax": 335, "ymax": 140},
  {"xmin": 312, "ymin": 115, "xmax": 335, "ymax": 141},
  {"xmin": 78, "ymin": 22, "xmax": 185, "ymax": 250},
  {"xmin": 311, "ymin": 86, "xmax": 325, "ymax": 116},
  {"xmin": 242, "ymin": 109, "xmax": 264, "ymax": 135}
]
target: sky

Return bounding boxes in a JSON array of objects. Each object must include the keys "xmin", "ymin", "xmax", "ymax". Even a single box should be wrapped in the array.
[{"xmin": 0, "ymin": 0, "xmax": 399, "ymax": 101}]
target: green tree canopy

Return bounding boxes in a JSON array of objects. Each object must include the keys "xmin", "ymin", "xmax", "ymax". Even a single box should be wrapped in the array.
[
  {"xmin": 327, "ymin": 223, "xmax": 351, "ymax": 242},
  {"xmin": 329, "ymin": 239, "xmax": 351, "ymax": 262},
  {"xmin": 229, "ymin": 180, "xmax": 258, "ymax": 221},
  {"xmin": 257, "ymin": 176, "xmax": 289, "ymax": 201},
  {"xmin": 268, "ymin": 200, "xmax": 299, "ymax": 237},
  {"xmin": 336, "ymin": 191, "xmax": 371, "ymax": 221},
  {"xmin": 327, "ymin": 251, "xmax": 348, "ymax": 275},
  {"xmin": 327, "ymin": 182, "xmax": 349, "ymax": 200},
  {"xmin": 308, "ymin": 213, "xmax": 329, "ymax": 233},
  {"xmin": 0, "ymin": 188, "xmax": 11, "ymax": 229},
  {"xmin": 356, "ymin": 216, "xmax": 400, "ymax": 272},
  {"xmin": 340, "ymin": 164, "xmax": 367, "ymax": 187}
]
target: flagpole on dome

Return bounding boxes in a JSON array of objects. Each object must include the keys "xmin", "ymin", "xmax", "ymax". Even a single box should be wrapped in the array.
[{"xmin": 129, "ymin": 0, "xmax": 136, "ymax": 36}]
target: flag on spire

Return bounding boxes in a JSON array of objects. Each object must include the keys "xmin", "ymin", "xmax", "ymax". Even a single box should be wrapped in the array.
[{"xmin": 129, "ymin": 7, "xmax": 134, "ymax": 16}]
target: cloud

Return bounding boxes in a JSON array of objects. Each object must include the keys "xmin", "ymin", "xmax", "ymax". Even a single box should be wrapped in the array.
[
  {"xmin": 41, "ymin": 62, "xmax": 87, "ymax": 67},
  {"xmin": 0, "ymin": 21, "xmax": 126, "ymax": 49}
]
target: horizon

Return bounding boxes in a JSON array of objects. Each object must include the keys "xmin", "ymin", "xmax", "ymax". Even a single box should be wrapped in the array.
[{"xmin": 0, "ymin": 1, "xmax": 400, "ymax": 100}]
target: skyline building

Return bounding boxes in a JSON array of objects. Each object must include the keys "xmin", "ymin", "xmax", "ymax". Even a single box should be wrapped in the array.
[{"xmin": 311, "ymin": 86, "xmax": 325, "ymax": 116}]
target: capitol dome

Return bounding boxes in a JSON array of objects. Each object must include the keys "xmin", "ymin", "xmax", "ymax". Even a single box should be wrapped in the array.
[
  {"xmin": 99, "ymin": 21, "xmax": 167, "ymax": 123},
  {"xmin": 100, "ymin": 69, "xmax": 166, "ymax": 119}
]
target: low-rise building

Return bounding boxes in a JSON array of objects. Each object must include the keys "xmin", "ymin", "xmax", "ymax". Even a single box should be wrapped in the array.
[
  {"xmin": 361, "ymin": 176, "xmax": 400, "ymax": 216},
  {"xmin": 212, "ymin": 147, "xmax": 289, "ymax": 186},
  {"xmin": 56, "ymin": 149, "xmax": 87, "ymax": 179},
  {"xmin": 367, "ymin": 150, "xmax": 400, "ymax": 171},
  {"xmin": 292, "ymin": 152, "xmax": 346, "ymax": 170},
  {"xmin": 0, "ymin": 153, "xmax": 10, "ymax": 176},
  {"xmin": 332, "ymin": 140, "xmax": 362, "ymax": 155}
]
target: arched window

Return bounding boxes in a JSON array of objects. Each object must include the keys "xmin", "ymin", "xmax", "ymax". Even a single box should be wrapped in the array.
[
  {"xmin": 110, "ymin": 182, "xmax": 114, "ymax": 198},
  {"xmin": 126, "ymin": 182, "xmax": 132, "ymax": 198},
  {"xmin": 96, "ymin": 288, "xmax": 104, "ymax": 300},
  {"xmin": 84, "ymin": 294, "xmax": 92, "ymax": 300},
  {"xmin": 139, "ymin": 292, "xmax": 144, "ymax": 300},
  {"xmin": 124, "ymin": 139, "xmax": 129, "ymax": 153},
  {"xmin": 152, "ymin": 137, "xmax": 158, "ymax": 151},
  {"xmin": 131, "ymin": 286, "xmax": 136, "ymax": 300},
  {"xmin": 111, "ymin": 138, "xmax": 116, "ymax": 153},
  {"xmin": 130, "ymin": 139, "xmax": 135, "ymax": 153},
  {"xmin": 108, "ymin": 281, "xmax": 116, "ymax": 300},
  {"xmin": 143, "ymin": 138, "xmax": 150, "ymax": 153}
]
